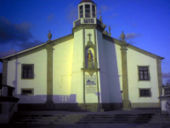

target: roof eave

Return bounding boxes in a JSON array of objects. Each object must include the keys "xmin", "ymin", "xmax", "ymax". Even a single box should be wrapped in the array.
[
  {"xmin": 1, "ymin": 43, "xmax": 46, "ymax": 60},
  {"xmin": 1, "ymin": 33, "xmax": 73, "ymax": 60},
  {"xmin": 127, "ymin": 44, "xmax": 164, "ymax": 60},
  {"xmin": 103, "ymin": 34, "xmax": 164, "ymax": 60}
]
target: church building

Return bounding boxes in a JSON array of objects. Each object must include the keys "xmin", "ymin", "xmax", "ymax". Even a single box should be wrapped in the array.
[{"xmin": 0, "ymin": 0, "xmax": 163, "ymax": 111}]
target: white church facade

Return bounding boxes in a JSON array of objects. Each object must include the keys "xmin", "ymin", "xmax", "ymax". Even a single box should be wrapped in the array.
[{"xmin": 0, "ymin": 0, "xmax": 163, "ymax": 111}]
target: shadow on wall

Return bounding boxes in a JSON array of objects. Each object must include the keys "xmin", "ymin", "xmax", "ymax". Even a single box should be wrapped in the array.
[
  {"xmin": 17, "ymin": 94, "xmax": 87, "ymax": 111},
  {"xmin": 17, "ymin": 94, "xmax": 122, "ymax": 112},
  {"xmin": 18, "ymin": 94, "xmax": 77, "ymax": 104}
]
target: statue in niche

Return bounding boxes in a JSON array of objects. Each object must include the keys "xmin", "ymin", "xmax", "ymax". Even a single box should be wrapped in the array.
[
  {"xmin": 88, "ymin": 50, "xmax": 93, "ymax": 62},
  {"xmin": 87, "ymin": 49, "xmax": 94, "ymax": 69},
  {"xmin": 85, "ymin": 33, "xmax": 96, "ymax": 70}
]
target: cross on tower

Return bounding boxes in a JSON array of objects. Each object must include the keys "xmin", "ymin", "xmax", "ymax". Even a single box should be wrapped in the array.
[{"xmin": 88, "ymin": 33, "xmax": 92, "ymax": 41}]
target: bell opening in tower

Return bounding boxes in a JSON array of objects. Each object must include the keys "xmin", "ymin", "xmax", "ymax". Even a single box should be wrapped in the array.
[
  {"xmin": 92, "ymin": 5, "xmax": 96, "ymax": 17},
  {"xmin": 85, "ymin": 4, "xmax": 90, "ymax": 18},
  {"xmin": 79, "ymin": 5, "xmax": 83, "ymax": 18}
]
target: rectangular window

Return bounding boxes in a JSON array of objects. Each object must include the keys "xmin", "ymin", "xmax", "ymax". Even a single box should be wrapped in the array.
[
  {"xmin": 138, "ymin": 66, "xmax": 150, "ymax": 81},
  {"xmin": 85, "ymin": 4, "xmax": 90, "ymax": 18},
  {"xmin": 21, "ymin": 89, "xmax": 34, "ymax": 96},
  {"xmin": 22, "ymin": 64, "xmax": 34, "ymax": 79},
  {"xmin": 92, "ymin": 5, "xmax": 96, "ymax": 17},
  {"xmin": 139, "ymin": 89, "xmax": 151, "ymax": 97},
  {"xmin": 79, "ymin": 6, "xmax": 83, "ymax": 18}
]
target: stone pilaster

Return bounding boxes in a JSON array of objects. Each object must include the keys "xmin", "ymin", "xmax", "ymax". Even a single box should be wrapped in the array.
[
  {"xmin": 46, "ymin": 44, "xmax": 53, "ymax": 103},
  {"xmin": 157, "ymin": 58, "xmax": 163, "ymax": 105},
  {"xmin": 121, "ymin": 42, "xmax": 131, "ymax": 110},
  {"xmin": 2, "ymin": 60, "xmax": 8, "ymax": 85}
]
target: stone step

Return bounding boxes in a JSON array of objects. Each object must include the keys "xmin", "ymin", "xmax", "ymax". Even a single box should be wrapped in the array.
[
  {"xmin": 11, "ymin": 112, "xmax": 154, "ymax": 125},
  {"xmin": 77, "ymin": 114, "xmax": 153, "ymax": 124}
]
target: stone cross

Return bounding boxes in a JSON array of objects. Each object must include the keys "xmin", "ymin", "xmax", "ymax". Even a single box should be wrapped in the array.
[{"xmin": 88, "ymin": 33, "xmax": 92, "ymax": 41}]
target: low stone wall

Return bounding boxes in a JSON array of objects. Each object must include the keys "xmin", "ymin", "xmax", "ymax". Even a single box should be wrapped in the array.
[
  {"xmin": 0, "ymin": 96, "xmax": 19, "ymax": 124},
  {"xmin": 131, "ymin": 103, "xmax": 160, "ymax": 109}
]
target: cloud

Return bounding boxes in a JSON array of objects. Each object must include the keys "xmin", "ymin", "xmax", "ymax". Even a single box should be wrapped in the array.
[
  {"xmin": 162, "ymin": 73, "xmax": 170, "ymax": 78},
  {"xmin": 100, "ymin": 5, "xmax": 110, "ymax": 12},
  {"xmin": 0, "ymin": 40, "xmax": 42, "ymax": 58},
  {"xmin": 66, "ymin": 4, "xmax": 77, "ymax": 23},
  {"xmin": 0, "ymin": 17, "xmax": 32, "ymax": 43},
  {"xmin": 47, "ymin": 14, "xmax": 55, "ymax": 22},
  {"xmin": 126, "ymin": 33, "xmax": 140, "ymax": 40},
  {"xmin": 107, "ymin": 13, "xmax": 119, "ymax": 19},
  {"xmin": 18, "ymin": 40, "xmax": 42, "ymax": 50},
  {"xmin": 0, "ymin": 49, "xmax": 17, "ymax": 58},
  {"xmin": 167, "ymin": 79, "xmax": 170, "ymax": 83},
  {"xmin": 118, "ymin": 32, "xmax": 140, "ymax": 44},
  {"xmin": 98, "ymin": 5, "xmax": 111, "ymax": 16},
  {"xmin": 162, "ymin": 73, "xmax": 170, "ymax": 85},
  {"xmin": 0, "ymin": 17, "xmax": 43, "ymax": 53}
]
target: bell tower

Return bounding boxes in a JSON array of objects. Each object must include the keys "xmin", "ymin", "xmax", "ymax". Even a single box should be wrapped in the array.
[
  {"xmin": 71, "ymin": 0, "xmax": 122, "ymax": 111},
  {"xmin": 71, "ymin": 0, "xmax": 105, "ymax": 111},
  {"xmin": 73, "ymin": 0, "xmax": 105, "ymax": 29}
]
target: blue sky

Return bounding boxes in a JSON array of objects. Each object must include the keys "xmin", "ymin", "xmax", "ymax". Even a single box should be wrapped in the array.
[{"xmin": 0, "ymin": 0, "xmax": 170, "ymax": 83}]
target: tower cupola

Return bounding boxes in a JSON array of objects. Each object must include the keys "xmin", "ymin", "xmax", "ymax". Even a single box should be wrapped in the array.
[
  {"xmin": 73, "ymin": 0, "xmax": 105, "ymax": 32},
  {"xmin": 78, "ymin": 0, "xmax": 96, "ymax": 19}
]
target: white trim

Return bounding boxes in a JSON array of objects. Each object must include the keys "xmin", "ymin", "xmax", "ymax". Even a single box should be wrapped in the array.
[{"xmin": 90, "ymin": 3, "xmax": 92, "ymax": 18}]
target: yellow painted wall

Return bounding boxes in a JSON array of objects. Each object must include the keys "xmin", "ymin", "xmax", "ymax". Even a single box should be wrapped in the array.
[
  {"xmin": 7, "ymin": 49, "xmax": 47, "ymax": 103},
  {"xmin": 115, "ymin": 42, "xmax": 160, "ymax": 105},
  {"xmin": 127, "ymin": 47, "xmax": 159, "ymax": 103},
  {"xmin": 71, "ymin": 29, "xmax": 84, "ymax": 103},
  {"xmin": 53, "ymin": 38, "xmax": 74, "ymax": 96},
  {"xmin": 115, "ymin": 44, "xmax": 123, "ymax": 91}
]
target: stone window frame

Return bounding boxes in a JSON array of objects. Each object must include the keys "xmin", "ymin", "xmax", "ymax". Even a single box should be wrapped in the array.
[
  {"xmin": 139, "ymin": 88, "xmax": 152, "ymax": 97},
  {"xmin": 21, "ymin": 88, "xmax": 34, "ymax": 96},
  {"xmin": 138, "ymin": 66, "xmax": 150, "ymax": 81},
  {"xmin": 21, "ymin": 64, "xmax": 34, "ymax": 79}
]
